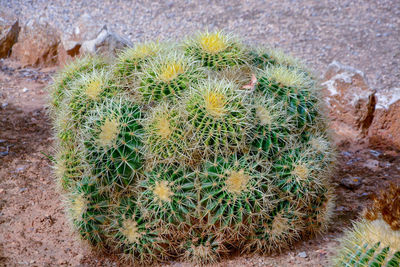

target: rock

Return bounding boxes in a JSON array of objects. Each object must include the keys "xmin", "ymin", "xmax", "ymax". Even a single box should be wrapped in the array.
[
  {"xmin": 59, "ymin": 13, "xmax": 131, "ymax": 63},
  {"xmin": 15, "ymin": 166, "xmax": 25, "ymax": 172},
  {"xmin": 362, "ymin": 159, "xmax": 380, "ymax": 171},
  {"xmin": 73, "ymin": 13, "xmax": 106, "ymax": 42},
  {"xmin": 80, "ymin": 26, "xmax": 132, "ymax": 55},
  {"xmin": 322, "ymin": 61, "xmax": 376, "ymax": 143},
  {"xmin": 19, "ymin": 187, "xmax": 27, "ymax": 193},
  {"xmin": 368, "ymin": 87, "xmax": 400, "ymax": 150},
  {"xmin": 0, "ymin": 12, "xmax": 20, "ymax": 58},
  {"xmin": 58, "ymin": 13, "xmax": 104, "ymax": 62},
  {"xmin": 340, "ymin": 176, "xmax": 362, "ymax": 190},
  {"xmin": 336, "ymin": 206, "xmax": 346, "ymax": 212},
  {"xmin": 297, "ymin": 251, "xmax": 307, "ymax": 258},
  {"xmin": 11, "ymin": 19, "xmax": 60, "ymax": 67},
  {"xmin": 369, "ymin": 149, "xmax": 381, "ymax": 157}
]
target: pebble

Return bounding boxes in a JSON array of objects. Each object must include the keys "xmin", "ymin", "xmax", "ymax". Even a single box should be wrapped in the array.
[
  {"xmin": 15, "ymin": 166, "xmax": 26, "ymax": 172},
  {"xmin": 298, "ymin": 251, "xmax": 307, "ymax": 258},
  {"xmin": 346, "ymin": 158, "xmax": 361, "ymax": 165},
  {"xmin": 360, "ymin": 192, "xmax": 370, "ymax": 197},
  {"xmin": 340, "ymin": 176, "xmax": 362, "ymax": 190},
  {"xmin": 369, "ymin": 149, "xmax": 381, "ymax": 157},
  {"xmin": 22, "ymin": 87, "xmax": 29, "ymax": 93},
  {"xmin": 362, "ymin": 159, "xmax": 380, "ymax": 171},
  {"xmin": 336, "ymin": 206, "xmax": 346, "ymax": 211},
  {"xmin": 341, "ymin": 151, "xmax": 352, "ymax": 157}
]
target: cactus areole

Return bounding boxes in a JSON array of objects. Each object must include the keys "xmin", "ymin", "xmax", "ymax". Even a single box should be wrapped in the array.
[{"xmin": 50, "ymin": 30, "xmax": 335, "ymax": 264}]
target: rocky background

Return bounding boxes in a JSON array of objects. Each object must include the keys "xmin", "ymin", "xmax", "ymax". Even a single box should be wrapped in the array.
[{"xmin": 0, "ymin": 1, "xmax": 399, "ymax": 266}]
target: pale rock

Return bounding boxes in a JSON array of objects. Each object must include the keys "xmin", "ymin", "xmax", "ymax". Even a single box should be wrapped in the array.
[
  {"xmin": 322, "ymin": 61, "xmax": 376, "ymax": 143},
  {"xmin": 58, "ymin": 12, "xmax": 105, "ymax": 61},
  {"xmin": 362, "ymin": 159, "xmax": 380, "ymax": 171},
  {"xmin": 297, "ymin": 251, "xmax": 307, "ymax": 258},
  {"xmin": 59, "ymin": 13, "xmax": 131, "ymax": 63},
  {"xmin": 80, "ymin": 25, "xmax": 132, "ymax": 55}
]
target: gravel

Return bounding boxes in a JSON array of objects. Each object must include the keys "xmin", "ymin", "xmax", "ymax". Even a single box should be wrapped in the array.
[{"xmin": 2, "ymin": 0, "xmax": 400, "ymax": 91}]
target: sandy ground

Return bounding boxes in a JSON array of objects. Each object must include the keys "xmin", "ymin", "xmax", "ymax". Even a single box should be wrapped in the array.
[
  {"xmin": 0, "ymin": 58, "xmax": 399, "ymax": 266},
  {"xmin": 2, "ymin": 0, "xmax": 400, "ymax": 92}
]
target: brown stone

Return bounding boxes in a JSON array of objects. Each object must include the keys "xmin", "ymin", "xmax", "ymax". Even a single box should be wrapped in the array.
[
  {"xmin": 322, "ymin": 61, "xmax": 376, "ymax": 143},
  {"xmin": 11, "ymin": 19, "xmax": 60, "ymax": 67},
  {"xmin": 368, "ymin": 87, "xmax": 400, "ymax": 150},
  {"xmin": 0, "ymin": 12, "xmax": 20, "ymax": 58}
]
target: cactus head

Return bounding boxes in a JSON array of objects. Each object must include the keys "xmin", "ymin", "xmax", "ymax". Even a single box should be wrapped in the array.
[
  {"xmin": 82, "ymin": 98, "xmax": 144, "ymax": 188},
  {"xmin": 49, "ymin": 55, "xmax": 108, "ymax": 115},
  {"xmin": 137, "ymin": 51, "xmax": 204, "ymax": 103},
  {"xmin": 333, "ymin": 184, "xmax": 400, "ymax": 266},
  {"xmin": 185, "ymin": 78, "xmax": 251, "ymax": 158},
  {"xmin": 185, "ymin": 30, "xmax": 246, "ymax": 70}
]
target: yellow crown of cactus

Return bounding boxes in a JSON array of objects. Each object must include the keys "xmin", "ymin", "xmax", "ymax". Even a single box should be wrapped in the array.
[
  {"xmin": 159, "ymin": 62, "xmax": 184, "ymax": 82},
  {"xmin": 200, "ymin": 32, "xmax": 228, "ymax": 54}
]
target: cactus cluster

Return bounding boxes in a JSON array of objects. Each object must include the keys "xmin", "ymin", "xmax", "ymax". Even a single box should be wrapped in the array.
[
  {"xmin": 333, "ymin": 184, "xmax": 400, "ymax": 267},
  {"xmin": 50, "ymin": 30, "xmax": 335, "ymax": 264}
]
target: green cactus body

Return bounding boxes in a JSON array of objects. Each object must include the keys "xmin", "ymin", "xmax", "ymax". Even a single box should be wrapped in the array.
[
  {"xmin": 272, "ymin": 147, "xmax": 326, "ymax": 197},
  {"xmin": 114, "ymin": 42, "xmax": 161, "ymax": 85},
  {"xmin": 185, "ymin": 31, "xmax": 246, "ymax": 70},
  {"xmin": 68, "ymin": 176, "xmax": 110, "ymax": 246},
  {"xmin": 65, "ymin": 69, "xmax": 119, "ymax": 125},
  {"xmin": 334, "ymin": 184, "xmax": 400, "ymax": 267},
  {"xmin": 138, "ymin": 165, "xmax": 197, "ymax": 225},
  {"xmin": 54, "ymin": 145, "xmax": 85, "ymax": 191},
  {"xmin": 144, "ymin": 103, "xmax": 191, "ymax": 166},
  {"xmin": 83, "ymin": 98, "xmax": 144, "ymax": 188},
  {"xmin": 249, "ymin": 47, "xmax": 305, "ymax": 70},
  {"xmin": 246, "ymin": 200, "xmax": 304, "ymax": 253},
  {"xmin": 138, "ymin": 52, "xmax": 204, "ymax": 103},
  {"xmin": 301, "ymin": 186, "xmax": 335, "ymax": 236},
  {"xmin": 334, "ymin": 220, "xmax": 400, "ymax": 267},
  {"xmin": 185, "ymin": 78, "xmax": 252, "ymax": 158},
  {"xmin": 250, "ymin": 93, "xmax": 294, "ymax": 159},
  {"xmin": 50, "ymin": 30, "xmax": 335, "ymax": 264},
  {"xmin": 110, "ymin": 197, "xmax": 169, "ymax": 264},
  {"xmin": 182, "ymin": 226, "xmax": 227, "ymax": 264},
  {"xmin": 50, "ymin": 55, "xmax": 107, "ymax": 114},
  {"xmin": 198, "ymin": 156, "xmax": 266, "ymax": 228},
  {"xmin": 257, "ymin": 65, "xmax": 320, "ymax": 129}
]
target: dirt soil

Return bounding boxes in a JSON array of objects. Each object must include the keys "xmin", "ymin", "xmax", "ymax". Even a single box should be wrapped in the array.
[{"xmin": 0, "ymin": 59, "xmax": 399, "ymax": 266}]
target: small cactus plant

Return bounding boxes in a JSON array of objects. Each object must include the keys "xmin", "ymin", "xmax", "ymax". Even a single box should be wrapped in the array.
[
  {"xmin": 50, "ymin": 30, "xmax": 335, "ymax": 264},
  {"xmin": 333, "ymin": 184, "xmax": 400, "ymax": 267}
]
